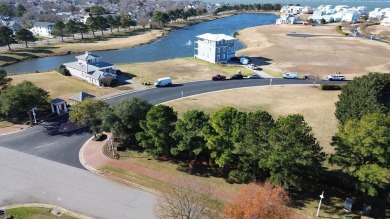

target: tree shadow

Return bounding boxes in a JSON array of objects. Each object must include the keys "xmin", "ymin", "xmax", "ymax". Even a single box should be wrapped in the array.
[
  {"xmin": 14, "ymin": 46, "xmax": 57, "ymax": 54},
  {"xmin": 0, "ymin": 55, "xmax": 20, "ymax": 63}
]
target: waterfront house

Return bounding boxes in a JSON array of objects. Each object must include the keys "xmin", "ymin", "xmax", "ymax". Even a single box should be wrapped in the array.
[
  {"xmin": 64, "ymin": 51, "xmax": 118, "ymax": 86},
  {"xmin": 194, "ymin": 33, "xmax": 235, "ymax": 64},
  {"xmin": 381, "ymin": 17, "xmax": 390, "ymax": 26},
  {"xmin": 30, "ymin": 22, "xmax": 54, "ymax": 37}
]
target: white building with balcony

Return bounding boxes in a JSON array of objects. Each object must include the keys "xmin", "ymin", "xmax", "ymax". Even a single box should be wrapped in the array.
[{"xmin": 194, "ymin": 33, "xmax": 235, "ymax": 64}]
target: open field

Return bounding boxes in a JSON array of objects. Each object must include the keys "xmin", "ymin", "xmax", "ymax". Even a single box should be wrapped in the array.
[
  {"xmin": 9, "ymin": 72, "xmax": 121, "ymax": 100},
  {"xmin": 165, "ymin": 85, "xmax": 340, "ymax": 153},
  {"xmin": 117, "ymin": 57, "xmax": 255, "ymax": 85},
  {"xmin": 236, "ymin": 23, "xmax": 390, "ymax": 78}
]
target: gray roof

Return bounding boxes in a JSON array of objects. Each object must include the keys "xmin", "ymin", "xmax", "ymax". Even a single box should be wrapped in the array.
[
  {"xmin": 76, "ymin": 52, "xmax": 101, "ymax": 61},
  {"xmin": 33, "ymin": 22, "xmax": 54, "ymax": 27},
  {"xmin": 69, "ymin": 92, "xmax": 95, "ymax": 102},
  {"xmin": 64, "ymin": 61, "xmax": 114, "ymax": 74},
  {"xmin": 51, "ymin": 98, "xmax": 66, "ymax": 105}
]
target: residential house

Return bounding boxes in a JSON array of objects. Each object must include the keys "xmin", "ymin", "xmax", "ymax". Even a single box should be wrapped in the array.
[
  {"xmin": 64, "ymin": 51, "xmax": 118, "ymax": 86},
  {"xmin": 1, "ymin": 17, "xmax": 23, "ymax": 34},
  {"xmin": 30, "ymin": 22, "xmax": 54, "ymax": 37},
  {"xmin": 194, "ymin": 33, "xmax": 235, "ymax": 64},
  {"xmin": 69, "ymin": 92, "xmax": 96, "ymax": 104},
  {"xmin": 276, "ymin": 14, "xmax": 299, "ymax": 25},
  {"xmin": 381, "ymin": 17, "xmax": 390, "ymax": 26}
]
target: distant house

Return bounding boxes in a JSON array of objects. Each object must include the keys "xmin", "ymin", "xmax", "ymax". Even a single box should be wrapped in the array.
[
  {"xmin": 1, "ymin": 17, "xmax": 23, "ymax": 34},
  {"xmin": 276, "ymin": 14, "xmax": 299, "ymax": 24},
  {"xmin": 194, "ymin": 33, "xmax": 236, "ymax": 64},
  {"xmin": 30, "ymin": 22, "xmax": 54, "ymax": 37},
  {"xmin": 381, "ymin": 17, "xmax": 390, "ymax": 26},
  {"xmin": 64, "ymin": 51, "xmax": 118, "ymax": 86}
]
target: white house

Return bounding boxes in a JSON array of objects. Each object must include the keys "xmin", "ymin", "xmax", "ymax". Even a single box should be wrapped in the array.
[
  {"xmin": 276, "ymin": 14, "xmax": 299, "ymax": 24},
  {"xmin": 64, "ymin": 51, "xmax": 118, "ymax": 86},
  {"xmin": 194, "ymin": 33, "xmax": 235, "ymax": 64},
  {"xmin": 381, "ymin": 17, "xmax": 390, "ymax": 26},
  {"xmin": 30, "ymin": 22, "xmax": 54, "ymax": 37}
]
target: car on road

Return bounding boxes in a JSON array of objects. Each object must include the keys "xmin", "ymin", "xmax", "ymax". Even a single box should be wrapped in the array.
[
  {"xmin": 212, "ymin": 74, "xmax": 227, "ymax": 81},
  {"xmin": 247, "ymin": 73, "xmax": 261, "ymax": 79},
  {"xmin": 230, "ymin": 74, "xmax": 244, "ymax": 80},
  {"xmin": 326, "ymin": 74, "xmax": 345, "ymax": 81},
  {"xmin": 282, "ymin": 72, "xmax": 298, "ymax": 79}
]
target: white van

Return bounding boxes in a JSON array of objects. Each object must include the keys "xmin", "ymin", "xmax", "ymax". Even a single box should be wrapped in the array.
[
  {"xmin": 154, "ymin": 77, "xmax": 172, "ymax": 87},
  {"xmin": 282, "ymin": 72, "xmax": 298, "ymax": 79}
]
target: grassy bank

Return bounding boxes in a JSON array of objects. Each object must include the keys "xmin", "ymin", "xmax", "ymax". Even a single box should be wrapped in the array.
[
  {"xmin": 0, "ymin": 13, "xmax": 235, "ymax": 68},
  {"xmin": 6, "ymin": 207, "xmax": 77, "ymax": 219}
]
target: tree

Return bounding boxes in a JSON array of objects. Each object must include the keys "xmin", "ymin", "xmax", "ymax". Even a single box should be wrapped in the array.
[
  {"xmin": 121, "ymin": 16, "xmax": 136, "ymax": 30},
  {"xmin": 0, "ymin": 81, "xmax": 48, "ymax": 118},
  {"xmin": 15, "ymin": 28, "xmax": 35, "ymax": 48},
  {"xmin": 86, "ymin": 17, "xmax": 99, "ymax": 37},
  {"xmin": 0, "ymin": 3, "xmax": 14, "ymax": 17},
  {"xmin": 155, "ymin": 177, "xmax": 219, "ymax": 219},
  {"xmin": 95, "ymin": 15, "xmax": 109, "ymax": 35},
  {"xmin": 90, "ymin": 6, "xmax": 106, "ymax": 15},
  {"xmin": 305, "ymin": 74, "xmax": 321, "ymax": 87},
  {"xmin": 171, "ymin": 110, "xmax": 209, "ymax": 164},
  {"xmin": 330, "ymin": 113, "xmax": 390, "ymax": 196},
  {"xmin": 69, "ymin": 98, "xmax": 109, "ymax": 138},
  {"xmin": 136, "ymin": 105, "xmax": 177, "ymax": 157},
  {"xmin": 0, "ymin": 69, "xmax": 11, "ymax": 93},
  {"xmin": 15, "ymin": 3, "xmax": 26, "ymax": 17},
  {"xmin": 102, "ymin": 97, "xmax": 152, "ymax": 145},
  {"xmin": 321, "ymin": 18, "xmax": 326, "ymax": 24},
  {"xmin": 137, "ymin": 13, "xmax": 149, "ymax": 28},
  {"xmin": 65, "ymin": 19, "xmax": 79, "ymax": 39},
  {"xmin": 152, "ymin": 11, "xmax": 170, "ymax": 27},
  {"xmin": 260, "ymin": 114, "xmax": 326, "ymax": 189},
  {"xmin": 335, "ymin": 72, "xmax": 390, "ymax": 124},
  {"xmin": 0, "ymin": 26, "xmax": 15, "ymax": 50},
  {"xmin": 76, "ymin": 21, "xmax": 88, "ymax": 39},
  {"xmin": 230, "ymin": 110, "xmax": 275, "ymax": 183},
  {"xmin": 203, "ymin": 107, "xmax": 245, "ymax": 169},
  {"xmin": 52, "ymin": 21, "xmax": 66, "ymax": 41},
  {"xmin": 223, "ymin": 182, "xmax": 292, "ymax": 219},
  {"xmin": 106, "ymin": 15, "xmax": 115, "ymax": 33},
  {"xmin": 112, "ymin": 16, "xmax": 122, "ymax": 32}
]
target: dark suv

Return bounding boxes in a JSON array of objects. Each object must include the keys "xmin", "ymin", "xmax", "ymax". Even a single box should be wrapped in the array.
[
  {"xmin": 230, "ymin": 74, "xmax": 244, "ymax": 80},
  {"xmin": 212, "ymin": 74, "xmax": 226, "ymax": 81}
]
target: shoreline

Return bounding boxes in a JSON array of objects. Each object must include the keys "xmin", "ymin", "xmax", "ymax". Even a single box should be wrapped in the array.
[{"xmin": 0, "ymin": 11, "xmax": 278, "ymax": 70}]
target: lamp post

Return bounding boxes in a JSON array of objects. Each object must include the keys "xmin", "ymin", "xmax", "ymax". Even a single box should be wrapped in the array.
[{"xmin": 316, "ymin": 191, "xmax": 324, "ymax": 217}]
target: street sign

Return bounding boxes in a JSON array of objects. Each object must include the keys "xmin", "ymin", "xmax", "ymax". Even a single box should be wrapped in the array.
[{"xmin": 343, "ymin": 198, "xmax": 353, "ymax": 212}]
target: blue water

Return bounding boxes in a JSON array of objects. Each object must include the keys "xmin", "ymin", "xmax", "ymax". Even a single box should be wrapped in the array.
[
  {"xmin": 206, "ymin": 0, "xmax": 390, "ymax": 11},
  {"xmin": 4, "ymin": 13, "xmax": 278, "ymax": 74}
]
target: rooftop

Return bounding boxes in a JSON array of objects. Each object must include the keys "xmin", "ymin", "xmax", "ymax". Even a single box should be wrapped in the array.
[{"xmin": 196, "ymin": 33, "xmax": 235, "ymax": 41}]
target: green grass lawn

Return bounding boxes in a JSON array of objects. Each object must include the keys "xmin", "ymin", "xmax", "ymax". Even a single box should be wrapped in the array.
[{"xmin": 6, "ymin": 207, "xmax": 78, "ymax": 219}]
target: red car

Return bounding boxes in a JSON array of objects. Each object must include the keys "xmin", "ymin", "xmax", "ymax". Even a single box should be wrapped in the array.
[{"xmin": 212, "ymin": 74, "xmax": 226, "ymax": 81}]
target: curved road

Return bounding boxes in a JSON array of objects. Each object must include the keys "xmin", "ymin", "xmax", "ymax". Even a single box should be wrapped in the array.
[{"xmin": 0, "ymin": 79, "xmax": 345, "ymax": 218}]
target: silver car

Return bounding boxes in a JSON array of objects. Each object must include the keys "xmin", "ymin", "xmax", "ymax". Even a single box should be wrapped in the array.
[{"xmin": 248, "ymin": 73, "xmax": 261, "ymax": 79}]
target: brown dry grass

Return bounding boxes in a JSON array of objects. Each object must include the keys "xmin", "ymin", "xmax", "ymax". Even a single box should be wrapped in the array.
[
  {"xmin": 10, "ymin": 72, "xmax": 120, "ymax": 100},
  {"xmin": 236, "ymin": 23, "xmax": 390, "ymax": 77},
  {"xmin": 165, "ymin": 85, "xmax": 340, "ymax": 153},
  {"xmin": 117, "ymin": 57, "xmax": 254, "ymax": 85}
]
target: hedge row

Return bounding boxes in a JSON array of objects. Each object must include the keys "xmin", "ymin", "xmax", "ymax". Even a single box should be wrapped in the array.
[{"xmin": 320, "ymin": 84, "xmax": 344, "ymax": 90}]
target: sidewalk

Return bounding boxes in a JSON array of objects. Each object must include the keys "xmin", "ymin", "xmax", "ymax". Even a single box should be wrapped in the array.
[{"xmin": 80, "ymin": 134, "xmax": 235, "ymax": 202}]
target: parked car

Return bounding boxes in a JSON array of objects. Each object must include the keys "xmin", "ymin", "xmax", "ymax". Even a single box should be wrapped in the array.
[
  {"xmin": 282, "ymin": 72, "xmax": 298, "ymax": 79},
  {"xmin": 327, "ymin": 74, "xmax": 345, "ymax": 81},
  {"xmin": 230, "ymin": 74, "xmax": 244, "ymax": 80},
  {"xmin": 154, "ymin": 77, "xmax": 172, "ymax": 87},
  {"xmin": 212, "ymin": 74, "xmax": 226, "ymax": 81},
  {"xmin": 248, "ymin": 73, "xmax": 261, "ymax": 79}
]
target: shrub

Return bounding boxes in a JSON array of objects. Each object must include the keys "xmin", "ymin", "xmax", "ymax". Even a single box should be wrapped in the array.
[
  {"xmin": 320, "ymin": 84, "xmax": 343, "ymax": 90},
  {"xmin": 336, "ymin": 26, "xmax": 349, "ymax": 36},
  {"xmin": 227, "ymin": 170, "xmax": 252, "ymax": 184},
  {"xmin": 56, "ymin": 64, "xmax": 70, "ymax": 76}
]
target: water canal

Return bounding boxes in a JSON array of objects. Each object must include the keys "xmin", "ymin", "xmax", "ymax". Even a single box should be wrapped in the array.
[{"xmin": 4, "ymin": 13, "xmax": 278, "ymax": 74}]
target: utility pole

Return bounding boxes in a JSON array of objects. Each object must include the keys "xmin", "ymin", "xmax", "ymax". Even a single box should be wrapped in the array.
[{"xmin": 316, "ymin": 191, "xmax": 325, "ymax": 217}]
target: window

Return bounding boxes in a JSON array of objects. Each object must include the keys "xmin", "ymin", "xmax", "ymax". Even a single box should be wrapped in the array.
[
  {"xmin": 217, "ymin": 55, "xmax": 220, "ymax": 61},
  {"xmin": 217, "ymin": 48, "xmax": 220, "ymax": 53},
  {"xmin": 223, "ymin": 47, "xmax": 226, "ymax": 52},
  {"xmin": 222, "ymin": 54, "xmax": 226, "ymax": 59}
]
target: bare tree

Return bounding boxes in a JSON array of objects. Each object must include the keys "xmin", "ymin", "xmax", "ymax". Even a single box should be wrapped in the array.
[
  {"xmin": 306, "ymin": 74, "xmax": 321, "ymax": 87},
  {"xmin": 137, "ymin": 12, "xmax": 149, "ymax": 28},
  {"xmin": 154, "ymin": 178, "xmax": 220, "ymax": 219}
]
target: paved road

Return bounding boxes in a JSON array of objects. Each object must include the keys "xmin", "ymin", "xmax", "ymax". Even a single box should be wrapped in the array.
[
  {"xmin": 0, "ymin": 78, "xmax": 346, "ymax": 218},
  {"xmin": 0, "ymin": 114, "xmax": 90, "ymax": 169},
  {"xmin": 0, "ymin": 146, "xmax": 155, "ymax": 219}
]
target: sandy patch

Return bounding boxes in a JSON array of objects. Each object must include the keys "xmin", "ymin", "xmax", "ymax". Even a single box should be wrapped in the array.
[{"xmin": 236, "ymin": 23, "xmax": 390, "ymax": 78}]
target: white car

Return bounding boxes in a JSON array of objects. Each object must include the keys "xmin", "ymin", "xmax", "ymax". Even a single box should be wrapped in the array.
[
  {"xmin": 247, "ymin": 73, "xmax": 261, "ymax": 79},
  {"xmin": 326, "ymin": 74, "xmax": 345, "ymax": 81},
  {"xmin": 282, "ymin": 72, "xmax": 298, "ymax": 79}
]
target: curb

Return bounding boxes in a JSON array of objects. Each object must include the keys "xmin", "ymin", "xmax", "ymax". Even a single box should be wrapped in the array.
[
  {"xmin": 78, "ymin": 136, "xmax": 102, "ymax": 174},
  {"xmin": 1, "ymin": 203, "xmax": 93, "ymax": 219},
  {"xmin": 0, "ymin": 125, "xmax": 32, "ymax": 136}
]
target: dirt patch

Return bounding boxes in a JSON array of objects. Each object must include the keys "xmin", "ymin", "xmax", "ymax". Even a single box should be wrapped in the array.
[{"xmin": 236, "ymin": 23, "xmax": 390, "ymax": 77}]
